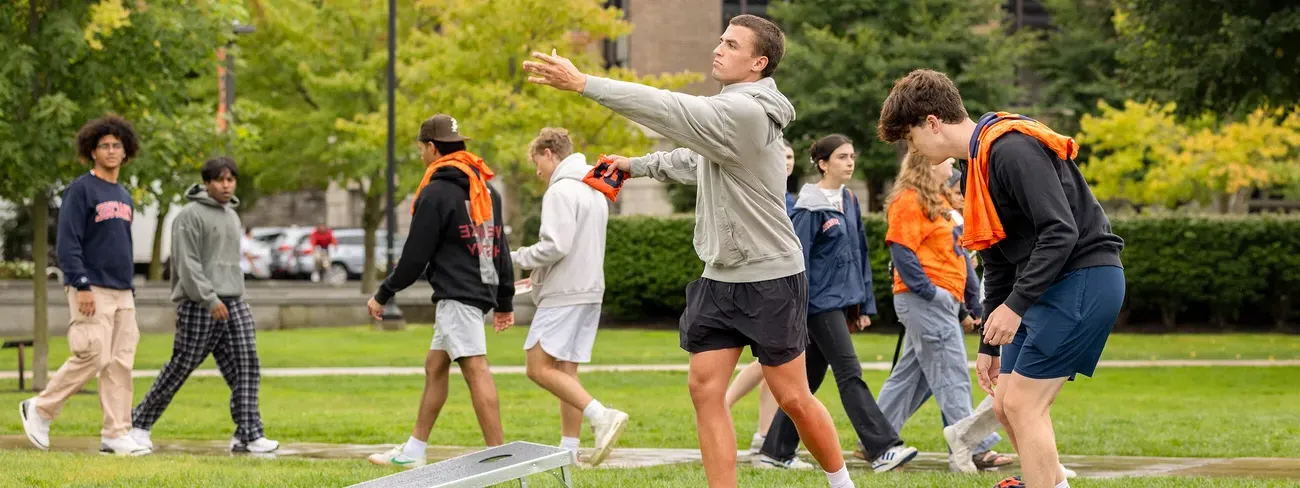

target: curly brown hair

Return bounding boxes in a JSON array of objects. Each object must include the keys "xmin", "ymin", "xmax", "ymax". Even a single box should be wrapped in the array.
[
  {"xmin": 75, "ymin": 114, "xmax": 139, "ymax": 164},
  {"xmin": 877, "ymin": 69, "xmax": 969, "ymax": 144},
  {"xmin": 528, "ymin": 127, "xmax": 574, "ymax": 160},
  {"xmin": 885, "ymin": 153, "xmax": 963, "ymax": 222}
]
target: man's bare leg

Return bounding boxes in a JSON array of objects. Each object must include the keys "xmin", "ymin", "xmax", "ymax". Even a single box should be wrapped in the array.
[
  {"xmin": 757, "ymin": 380, "xmax": 777, "ymax": 435},
  {"xmin": 557, "ymin": 361, "xmax": 583, "ymax": 438},
  {"xmin": 725, "ymin": 360, "xmax": 764, "ymax": 407},
  {"xmin": 459, "ymin": 355, "xmax": 504, "ymax": 446},
  {"xmin": 525, "ymin": 345, "xmax": 594, "ymax": 410},
  {"xmin": 410, "ymin": 350, "xmax": 453, "ymax": 442},
  {"xmin": 998, "ymin": 374, "xmax": 1069, "ymax": 488},
  {"xmin": 762, "ymin": 352, "xmax": 845, "ymax": 473},
  {"xmin": 688, "ymin": 348, "xmax": 744, "ymax": 488}
]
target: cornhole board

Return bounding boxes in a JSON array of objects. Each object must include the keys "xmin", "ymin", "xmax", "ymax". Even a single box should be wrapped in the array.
[{"xmin": 348, "ymin": 441, "xmax": 573, "ymax": 488}]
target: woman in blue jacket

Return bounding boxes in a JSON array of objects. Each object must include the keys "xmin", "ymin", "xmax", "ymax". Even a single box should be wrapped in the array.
[{"xmin": 755, "ymin": 134, "xmax": 918, "ymax": 473}]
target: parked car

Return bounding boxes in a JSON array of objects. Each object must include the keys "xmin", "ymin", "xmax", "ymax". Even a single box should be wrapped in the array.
[
  {"xmin": 330, "ymin": 228, "xmax": 406, "ymax": 281},
  {"xmin": 265, "ymin": 226, "xmax": 315, "ymax": 279}
]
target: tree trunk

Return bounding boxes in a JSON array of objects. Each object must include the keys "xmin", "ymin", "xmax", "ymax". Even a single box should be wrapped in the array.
[
  {"xmin": 504, "ymin": 162, "xmax": 525, "ymax": 250},
  {"xmin": 148, "ymin": 200, "xmax": 171, "ymax": 281},
  {"xmin": 1116, "ymin": 297, "xmax": 1131, "ymax": 329},
  {"xmin": 360, "ymin": 182, "xmax": 385, "ymax": 295},
  {"xmin": 1275, "ymin": 292, "xmax": 1292, "ymax": 332},
  {"xmin": 1160, "ymin": 301, "xmax": 1178, "ymax": 331},
  {"xmin": 31, "ymin": 193, "xmax": 50, "ymax": 391}
]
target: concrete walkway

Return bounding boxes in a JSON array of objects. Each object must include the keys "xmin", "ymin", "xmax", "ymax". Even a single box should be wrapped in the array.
[
  {"xmin": 3, "ymin": 436, "xmax": 1298, "ymax": 480},
  {"xmin": 3, "ymin": 359, "xmax": 1298, "ymax": 380}
]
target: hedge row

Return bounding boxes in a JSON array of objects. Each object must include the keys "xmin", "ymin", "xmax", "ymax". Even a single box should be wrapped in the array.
[{"xmin": 595, "ymin": 215, "xmax": 1300, "ymax": 330}]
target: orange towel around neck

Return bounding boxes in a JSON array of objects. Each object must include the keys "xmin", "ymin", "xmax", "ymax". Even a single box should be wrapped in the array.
[
  {"xmin": 412, "ymin": 151, "xmax": 495, "ymax": 226},
  {"xmin": 961, "ymin": 112, "xmax": 1079, "ymax": 251}
]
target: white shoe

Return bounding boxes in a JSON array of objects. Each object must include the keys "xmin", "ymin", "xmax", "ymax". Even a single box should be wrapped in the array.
[
  {"xmin": 367, "ymin": 443, "xmax": 426, "ymax": 468},
  {"xmin": 871, "ymin": 445, "xmax": 918, "ymax": 473},
  {"xmin": 587, "ymin": 409, "xmax": 629, "ymax": 467},
  {"xmin": 231, "ymin": 437, "xmax": 280, "ymax": 453},
  {"xmin": 753, "ymin": 453, "xmax": 815, "ymax": 470},
  {"xmin": 129, "ymin": 428, "xmax": 153, "ymax": 450},
  {"xmin": 943, "ymin": 425, "xmax": 977, "ymax": 473},
  {"xmin": 749, "ymin": 433, "xmax": 765, "ymax": 454},
  {"xmin": 100, "ymin": 435, "xmax": 151, "ymax": 456},
  {"xmin": 1061, "ymin": 464, "xmax": 1077, "ymax": 478},
  {"xmin": 19, "ymin": 399, "xmax": 50, "ymax": 450}
]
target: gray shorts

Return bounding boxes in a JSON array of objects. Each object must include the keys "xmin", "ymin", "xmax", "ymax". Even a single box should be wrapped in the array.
[{"xmin": 432, "ymin": 299, "xmax": 488, "ymax": 361}]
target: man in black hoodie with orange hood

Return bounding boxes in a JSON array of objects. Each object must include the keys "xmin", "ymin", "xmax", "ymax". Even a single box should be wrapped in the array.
[{"xmin": 365, "ymin": 113, "xmax": 516, "ymax": 468}]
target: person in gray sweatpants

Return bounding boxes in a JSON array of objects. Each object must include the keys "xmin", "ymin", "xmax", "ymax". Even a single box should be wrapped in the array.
[{"xmin": 875, "ymin": 155, "xmax": 984, "ymax": 471}]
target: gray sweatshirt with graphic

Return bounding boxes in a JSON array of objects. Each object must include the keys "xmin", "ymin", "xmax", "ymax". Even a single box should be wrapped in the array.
[
  {"xmin": 582, "ymin": 76, "xmax": 804, "ymax": 283},
  {"xmin": 170, "ymin": 184, "xmax": 245, "ymax": 308}
]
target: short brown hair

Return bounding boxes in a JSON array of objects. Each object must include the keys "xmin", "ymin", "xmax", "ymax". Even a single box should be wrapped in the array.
[
  {"xmin": 76, "ymin": 114, "xmax": 139, "ymax": 164},
  {"xmin": 728, "ymin": 14, "xmax": 784, "ymax": 78},
  {"xmin": 877, "ymin": 69, "xmax": 969, "ymax": 143},
  {"xmin": 528, "ymin": 127, "xmax": 573, "ymax": 159}
]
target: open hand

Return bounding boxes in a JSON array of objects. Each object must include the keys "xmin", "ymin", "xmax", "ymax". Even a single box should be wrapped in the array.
[
  {"xmin": 976, "ymin": 353, "xmax": 1000, "ymax": 396},
  {"xmin": 982, "ymin": 304, "xmax": 1021, "ymax": 346},
  {"xmin": 211, "ymin": 301, "xmax": 230, "ymax": 321},
  {"xmin": 367, "ymin": 297, "xmax": 385, "ymax": 321},
  {"xmin": 522, "ymin": 49, "xmax": 588, "ymax": 92},
  {"xmin": 76, "ymin": 290, "xmax": 95, "ymax": 317},
  {"xmin": 494, "ymin": 312, "xmax": 514, "ymax": 332}
]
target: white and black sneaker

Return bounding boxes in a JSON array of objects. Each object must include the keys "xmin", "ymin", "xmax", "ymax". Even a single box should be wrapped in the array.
[
  {"xmin": 753, "ymin": 453, "xmax": 815, "ymax": 470},
  {"xmin": 19, "ymin": 399, "xmax": 50, "ymax": 450},
  {"xmin": 100, "ymin": 435, "xmax": 151, "ymax": 456},
  {"xmin": 871, "ymin": 445, "xmax": 918, "ymax": 472},
  {"xmin": 231, "ymin": 437, "xmax": 280, "ymax": 453}
]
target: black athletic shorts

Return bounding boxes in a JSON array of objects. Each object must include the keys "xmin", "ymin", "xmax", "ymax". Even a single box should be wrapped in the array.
[{"xmin": 678, "ymin": 272, "xmax": 809, "ymax": 367}]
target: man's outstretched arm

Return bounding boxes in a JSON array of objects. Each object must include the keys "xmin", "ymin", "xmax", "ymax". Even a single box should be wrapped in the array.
[{"xmin": 523, "ymin": 51, "xmax": 753, "ymax": 168}]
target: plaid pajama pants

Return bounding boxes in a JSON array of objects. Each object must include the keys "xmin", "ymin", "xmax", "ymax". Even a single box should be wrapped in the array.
[{"xmin": 132, "ymin": 298, "xmax": 265, "ymax": 442}]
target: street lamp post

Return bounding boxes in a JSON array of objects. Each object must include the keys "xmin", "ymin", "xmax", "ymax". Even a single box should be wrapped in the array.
[{"xmin": 380, "ymin": 0, "xmax": 405, "ymax": 329}]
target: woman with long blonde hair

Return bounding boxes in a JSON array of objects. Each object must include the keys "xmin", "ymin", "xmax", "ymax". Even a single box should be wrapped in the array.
[{"xmin": 874, "ymin": 153, "xmax": 991, "ymax": 472}]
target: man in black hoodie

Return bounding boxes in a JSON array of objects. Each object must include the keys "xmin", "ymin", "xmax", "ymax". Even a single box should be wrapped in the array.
[{"xmin": 365, "ymin": 114, "xmax": 515, "ymax": 468}]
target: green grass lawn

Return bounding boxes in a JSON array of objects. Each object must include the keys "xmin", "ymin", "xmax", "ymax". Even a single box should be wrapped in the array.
[
  {"xmin": 3, "ymin": 327, "xmax": 1298, "ymax": 371},
  {"xmin": 0, "ymin": 451, "xmax": 1294, "ymax": 488},
  {"xmin": 2, "ymin": 367, "xmax": 1296, "ymax": 459}
]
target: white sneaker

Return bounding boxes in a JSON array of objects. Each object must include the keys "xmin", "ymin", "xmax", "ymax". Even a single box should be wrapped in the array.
[
  {"xmin": 587, "ymin": 409, "xmax": 629, "ymax": 467},
  {"xmin": 19, "ymin": 399, "xmax": 50, "ymax": 450},
  {"xmin": 749, "ymin": 433, "xmax": 765, "ymax": 454},
  {"xmin": 871, "ymin": 445, "xmax": 918, "ymax": 473},
  {"xmin": 367, "ymin": 443, "xmax": 426, "ymax": 468},
  {"xmin": 753, "ymin": 453, "xmax": 815, "ymax": 470},
  {"xmin": 129, "ymin": 428, "xmax": 153, "ymax": 450},
  {"xmin": 1061, "ymin": 464, "xmax": 1077, "ymax": 478},
  {"xmin": 100, "ymin": 435, "xmax": 151, "ymax": 456},
  {"xmin": 231, "ymin": 437, "xmax": 280, "ymax": 453},
  {"xmin": 943, "ymin": 425, "xmax": 977, "ymax": 473}
]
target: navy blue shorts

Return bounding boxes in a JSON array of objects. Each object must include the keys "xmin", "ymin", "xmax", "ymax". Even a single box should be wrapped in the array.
[{"xmin": 1001, "ymin": 266, "xmax": 1125, "ymax": 380}]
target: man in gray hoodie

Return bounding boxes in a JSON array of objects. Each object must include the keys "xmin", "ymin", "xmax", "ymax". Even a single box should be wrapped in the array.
[
  {"xmin": 129, "ymin": 157, "xmax": 278, "ymax": 454},
  {"xmin": 524, "ymin": 14, "xmax": 851, "ymax": 488}
]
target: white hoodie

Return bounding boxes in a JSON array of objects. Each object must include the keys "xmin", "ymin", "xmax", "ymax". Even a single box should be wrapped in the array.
[{"xmin": 511, "ymin": 153, "xmax": 608, "ymax": 308}]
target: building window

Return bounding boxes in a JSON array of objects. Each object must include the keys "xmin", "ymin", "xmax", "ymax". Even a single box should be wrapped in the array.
[
  {"xmin": 723, "ymin": 0, "xmax": 769, "ymax": 31},
  {"xmin": 602, "ymin": 0, "xmax": 629, "ymax": 69}
]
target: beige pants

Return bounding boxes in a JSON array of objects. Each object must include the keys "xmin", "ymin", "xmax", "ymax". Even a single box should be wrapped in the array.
[{"xmin": 34, "ymin": 286, "xmax": 139, "ymax": 438}]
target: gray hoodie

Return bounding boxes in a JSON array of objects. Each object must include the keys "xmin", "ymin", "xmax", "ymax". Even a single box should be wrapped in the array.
[
  {"xmin": 170, "ymin": 184, "xmax": 245, "ymax": 308},
  {"xmin": 511, "ymin": 153, "xmax": 608, "ymax": 307},
  {"xmin": 582, "ymin": 76, "xmax": 803, "ymax": 283}
]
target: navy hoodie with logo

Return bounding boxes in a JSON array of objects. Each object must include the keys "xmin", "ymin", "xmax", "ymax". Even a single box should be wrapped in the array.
[
  {"xmin": 790, "ymin": 183, "xmax": 877, "ymax": 317},
  {"xmin": 57, "ymin": 172, "xmax": 135, "ymax": 291},
  {"xmin": 373, "ymin": 161, "xmax": 514, "ymax": 314}
]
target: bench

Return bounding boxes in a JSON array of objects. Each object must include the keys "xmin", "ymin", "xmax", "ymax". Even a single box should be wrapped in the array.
[{"xmin": 3, "ymin": 339, "xmax": 34, "ymax": 391}]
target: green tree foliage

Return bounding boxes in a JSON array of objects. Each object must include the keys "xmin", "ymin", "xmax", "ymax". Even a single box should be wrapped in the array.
[
  {"xmin": 1114, "ymin": 0, "xmax": 1300, "ymax": 117},
  {"xmin": 769, "ymin": 0, "xmax": 1031, "ymax": 210}
]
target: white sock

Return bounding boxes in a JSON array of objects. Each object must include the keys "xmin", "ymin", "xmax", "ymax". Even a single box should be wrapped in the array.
[
  {"xmin": 1056, "ymin": 481, "xmax": 1070, "ymax": 488},
  {"xmin": 559, "ymin": 436, "xmax": 580, "ymax": 453},
  {"xmin": 825, "ymin": 466, "xmax": 854, "ymax": 488},
  {"xmin": 752, "ymin": 432, "xmax": 765, "ymax": 444},
  {"xmin": 402, "ymin": 436, "xmax": 427, "ymax": 459},
  {"xmin": 582, "ymin": 400, "xmax": 608, "ymax": 421}
]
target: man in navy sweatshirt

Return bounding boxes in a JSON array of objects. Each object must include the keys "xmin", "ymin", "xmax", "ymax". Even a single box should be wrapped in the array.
[{"xmin": 20, "ymin": 115, "xmax": 151, "ymax": 456}]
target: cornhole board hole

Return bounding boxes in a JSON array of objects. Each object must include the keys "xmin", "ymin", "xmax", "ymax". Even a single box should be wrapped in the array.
[{"xmin": 349, "ymin": 441, "xmax": 574, "ymax": 488}]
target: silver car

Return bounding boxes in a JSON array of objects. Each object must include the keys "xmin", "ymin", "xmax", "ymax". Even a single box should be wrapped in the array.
[{"xmin": 328, "ymin": 228, "xmax": 406, "ymax": 281}]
